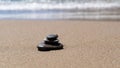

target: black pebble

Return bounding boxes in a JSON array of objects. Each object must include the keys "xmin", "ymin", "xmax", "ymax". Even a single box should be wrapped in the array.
[{"xmin": 47, "ymin": 34, "xmax": 58, "ymax": 40}]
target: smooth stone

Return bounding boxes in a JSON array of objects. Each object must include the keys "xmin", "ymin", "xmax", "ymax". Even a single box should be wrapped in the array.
[
  {"xmin": 44, "ymin": 39, "xmax": 59, "ymax": 45},
  {"xmin": 37, "ymin": 42, "xmax": 63, "ymax": 51},
  {"xmin": 47, "ymin": 34, "xmax": 58, "ymax": 40}
]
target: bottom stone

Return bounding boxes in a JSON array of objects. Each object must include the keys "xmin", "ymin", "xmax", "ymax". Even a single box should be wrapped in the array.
[{"xmin": 37, "ymin": 42, "xmax": 63, "ymax": 51}]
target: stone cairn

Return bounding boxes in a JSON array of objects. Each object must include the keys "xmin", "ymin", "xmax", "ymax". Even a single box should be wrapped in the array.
[{"xmin": 37, "ymin": 34, "xmax": 63, "ymax": 51}]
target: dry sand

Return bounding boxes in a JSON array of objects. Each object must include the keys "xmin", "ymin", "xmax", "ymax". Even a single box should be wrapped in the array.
[{"xmin": 0, "ymin": 20, "xmax": 119, "ymax": 68}]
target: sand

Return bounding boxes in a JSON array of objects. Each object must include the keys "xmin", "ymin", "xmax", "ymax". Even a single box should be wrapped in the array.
[{"xmin": 0, "ymin": 20, "xmax": 119, "ymax": 68}]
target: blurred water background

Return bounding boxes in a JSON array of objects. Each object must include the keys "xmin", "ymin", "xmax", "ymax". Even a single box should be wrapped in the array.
[{"xmin": 0, "ymin": 0, "xmax": 120, "ymax": 20}]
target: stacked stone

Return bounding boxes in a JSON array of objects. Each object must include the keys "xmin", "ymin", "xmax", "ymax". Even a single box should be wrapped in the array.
[
  {"xmin": 45, "ymin": 34, "xmax": 59, "ymax": 45},
  {"xmin": 37, "ymin": 34, "xmax": 63, "ymax": 51}
]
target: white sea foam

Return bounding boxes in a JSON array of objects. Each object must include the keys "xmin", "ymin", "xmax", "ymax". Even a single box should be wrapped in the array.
[
  {"xmin": 0, "ymin": 0, "xmax": 120, "ymax": 20},
  {"xmin": 0, "ymin": 2, "xmax": 119, "ymax": 10}
]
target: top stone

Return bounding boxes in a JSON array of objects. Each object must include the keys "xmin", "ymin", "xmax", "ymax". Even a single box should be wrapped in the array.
[{"xmin": 47, "ymin": 34, "xmax": 58, "ymax": 40}]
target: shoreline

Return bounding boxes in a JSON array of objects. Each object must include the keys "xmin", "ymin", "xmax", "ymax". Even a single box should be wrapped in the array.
[{"xmin": 0, "ymin": 7, "xmax": 120, "ymax": 20}]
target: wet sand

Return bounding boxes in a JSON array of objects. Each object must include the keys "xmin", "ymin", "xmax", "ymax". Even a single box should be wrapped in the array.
[{"xmin": 0, "ymin": 20, "xmax": 119, "ymax": 68}]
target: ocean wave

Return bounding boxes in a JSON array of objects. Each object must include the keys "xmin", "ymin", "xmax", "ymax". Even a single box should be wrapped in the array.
[
  {"xmin": 0, "ymin": 11, "xmax": 120, "ymax": 20},
  {"xmin": 0, "ymin": 2, "xmax": 119, "ymax": 10},
  {"xmin": 0, "ymin": 0, "xmax": 120, "ymax": 20}
]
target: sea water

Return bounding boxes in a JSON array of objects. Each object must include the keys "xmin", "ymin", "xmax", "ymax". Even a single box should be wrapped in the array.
[{"xmin": 0, "ymin": 0, "xmax": 120, "ymax": 20}]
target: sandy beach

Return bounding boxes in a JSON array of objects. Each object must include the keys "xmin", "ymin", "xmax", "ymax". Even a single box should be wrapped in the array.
[{"xmin": 0, "ymin": 20, "xmax": 119, "ymax": 68}]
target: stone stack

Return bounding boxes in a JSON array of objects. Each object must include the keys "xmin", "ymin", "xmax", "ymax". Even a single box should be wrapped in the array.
[{"xmin": 37, "ymin": 34, "xmax": 63, "ymax": 51}]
